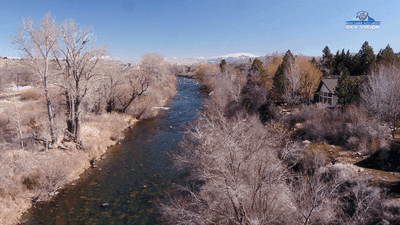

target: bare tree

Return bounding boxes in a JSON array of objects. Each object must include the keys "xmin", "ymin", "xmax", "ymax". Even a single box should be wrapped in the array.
[
  {"xmin": 54, "ymin": 19, "xmax": 108, "ymax": 142},
  {"xmin": 361, "ymin": 64, "xmax": 400, "ymax": 139},
  {"xmin": 283, "ymin": 58, "xmax": 302, "ymax": 105},
  {"xmin": 118, "ymin": 69, "xmax": 150, "ymax": 113},
  {"xmin": 11, "ymin": 13, "xmax": 59, "ymax": 144},
  {"xmin": 139, "ymin": 53, "xmax": 170, "ymax": 84},
  {"xmin": 100, "ymin": 62, "xmax": 125, "ymax": 113},
  {"xmin": 160, "ymin": 102, "xmax": 298, "ymax": 224},
  {"xmin": 283, "ymin": 56, "xmax": 322, "ymax": 105},
  {"xmin": 292, "ymin": 165, "xmax": 347, "ymax": 225}
]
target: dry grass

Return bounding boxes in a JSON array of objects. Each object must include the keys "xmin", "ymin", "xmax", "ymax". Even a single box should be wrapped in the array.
[
  {"xmin": 80, "ymin": 112, "xmax": 137, "ymax": 159},
  {"xmin": 0, "ymin": 148, "xmax": 84, "ymax": 225},
  {"xmin": 0, "ymin": 107, "xmax": 137, "ymax": 225}
]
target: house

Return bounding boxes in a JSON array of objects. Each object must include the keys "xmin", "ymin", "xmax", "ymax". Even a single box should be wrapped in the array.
[{"xmin": 316, "ymin": 78, "xmax": 338, "ymax": 107}]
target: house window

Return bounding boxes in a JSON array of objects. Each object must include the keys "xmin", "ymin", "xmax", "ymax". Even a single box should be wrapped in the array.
[{"xmin": 320, "ymin": 91, "xmax": 334, "ymax": 107}]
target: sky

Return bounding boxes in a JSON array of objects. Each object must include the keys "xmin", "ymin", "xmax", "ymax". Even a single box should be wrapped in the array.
[{"xmin": 0, "ymin": 0, "xmax": 398, "ymax": 61}]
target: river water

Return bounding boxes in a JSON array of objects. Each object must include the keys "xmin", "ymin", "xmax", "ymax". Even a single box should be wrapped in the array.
[{"xmin": 21, "ymin": 77, "xmax": 206, "ymax": 224}]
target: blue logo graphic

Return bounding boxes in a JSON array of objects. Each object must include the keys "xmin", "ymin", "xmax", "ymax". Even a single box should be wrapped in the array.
[{"xmin": 346, "ymin": 11, "xmax": 380, "ymax": 25}]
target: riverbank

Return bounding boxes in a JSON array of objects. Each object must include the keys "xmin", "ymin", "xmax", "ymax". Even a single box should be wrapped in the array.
[
  {"xmin": 18, "ymin": 76, "xmax": 203, "ymax": 224},
  {"xmin": 0, "ymin": 82, "xmax": 176, "ymax": 225}
]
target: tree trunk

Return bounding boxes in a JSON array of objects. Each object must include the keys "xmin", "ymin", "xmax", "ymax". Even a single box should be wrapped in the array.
[
  {"xmin": 12, "ymin": 95, "xmax": 24, "ymax": 148},
  {"xmin": 44, "ymin": 59, "xmax": 57, "ymax": 145},
  {"xmin": 74, "ymin": 99, "xmax": 81, "ymax": 142},
  {"xmin": 122, "ymin": 98, "xmax": 134, "ymax": 113},
  {"xmin": 44, "ymin": 87, "xmax": 57, "ymax": 144},
  {"xmin": 66, "ymin": 91, "xmax": 77, "ymax": 139}
]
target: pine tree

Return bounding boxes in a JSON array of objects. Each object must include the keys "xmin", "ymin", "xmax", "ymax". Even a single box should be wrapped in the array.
[
  {"xmin": 333, "ymin": 49, "xmax": 346, "ymax": 74},
  {"xmin": 377, "ymin": 45, "xmax": 400, "ymax": 66},
  {"xmin": 334, "ymin": 68, "xmax": 361, "ymax": 105},
  {"xmin": 358, "ymin": 41, "xmax": 376, "ymax": 75},
  {"xmin": 322, "ymin": 46, "xmax": 334, "ymax": 75},
  {"xmin": 344, "ymin": 50, "xmax": 353, "ymax": 74},
  {"xmin": 273, "ymin": 50, "xmax": 293, "ymax": 97},
  {"xmin": 251, "ymin": 58, "xmax": 267, "ymax": 77}
]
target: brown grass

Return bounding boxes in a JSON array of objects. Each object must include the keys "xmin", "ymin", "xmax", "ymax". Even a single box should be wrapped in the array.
[{"xmin": 0, "ymin": 106, "xmax": 139, "ymax": 225}]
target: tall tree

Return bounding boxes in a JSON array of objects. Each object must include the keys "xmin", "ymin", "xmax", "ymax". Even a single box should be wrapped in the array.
[
  {"xmin": 300, "ymin": 57, "xmax": 323, "ymax": 100},
  {"xmin": 139, "ymin": 53, "xmax": 170, "ymax": 84},
  {"xmin": 358, "ymin": 41, "xmax": 376, "ymax": 75},
  {"xmin": 273, "ymin": 50, "xmax": 294, "ymax": 98},
  {"xmin": 54, "ymin": 19, "xmax": 108, "ymax": 142},
  {"xmin": 344, "ymin": 50, "xmax": 353, "ymax": 74},
  {"xmin": 334, "ymin": 68, "xmax": 361, "ymax": 105},
  {"xmin": 361, "ymin": 64, "xmax": 400, "ymax": 139},
  {"xmin": 334, "ymin": 49, "xmax": 347, "ymax": 75},
  {"xmin": 11, "ymin": 13, "xmax": 59, "ymax": 144},
  {"xmin": 283, "ymin": 57, "xmax": 302, "ymax": 105},
  {"xmin": 351, "ymin": 53, "xmax": 362, "ymax": 75},
  {"xmin": 322, "ymin": 46, "xmax": 334, "ymax": 76},
  {"xmin": 333, "ymin": 50, "xmax": 341, "ymax": 75},
  {"xmin": 377, "ymin": 45, "xmax": 400, "ymax": 66},
  {"xmin": 282, "ymin": 56, "xmax": 323, "ymax": 105}
]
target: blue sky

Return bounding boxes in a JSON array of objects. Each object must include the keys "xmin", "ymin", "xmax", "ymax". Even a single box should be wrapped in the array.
[{"xmin": 0, "ymin": 0, "xmax": 398, "ymax": 61}]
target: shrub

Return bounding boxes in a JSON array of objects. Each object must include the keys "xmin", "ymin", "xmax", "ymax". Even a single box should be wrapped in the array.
[
  {"xmin": 159, "ymin": 99, "xmax": 299, "ymax": 224},
  {"xmin": 22, "ymin": 174, "xmax": 40, "ymax": 190},
  {"xmin": 298, "ymin": 146, "xmax": 328, "ymax": 175},
  {"xmin": 289, "ymin": 104, "xmax": 389, "ymax": 152}
]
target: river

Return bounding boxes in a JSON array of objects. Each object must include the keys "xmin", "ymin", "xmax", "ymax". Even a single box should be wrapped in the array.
[{"xmin": 21, "ymin": 77, "xmax": 206, "ymax": 224}]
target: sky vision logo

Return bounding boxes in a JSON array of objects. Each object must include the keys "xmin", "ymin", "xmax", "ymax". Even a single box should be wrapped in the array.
[{"xmin": 346, "ymin": 11, "xmax": 380, "ymax": 30}]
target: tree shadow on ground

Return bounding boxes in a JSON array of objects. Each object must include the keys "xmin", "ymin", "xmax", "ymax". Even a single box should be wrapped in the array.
[
  {"xmin": 355, "ymin": 144, "xmax": 400, "ymax": 198},
  {"xmin": 355, "ymin": 143, "xmax": 400, "ymax": 172},
  {"xmin": 377, "ymin": 180, "xmax": 400, "ymax": 198}
]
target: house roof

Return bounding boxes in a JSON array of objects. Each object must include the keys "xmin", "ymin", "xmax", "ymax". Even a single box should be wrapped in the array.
[{"xmin": 321, "ymin": 79, "xmax": 338, "ymax": 93}]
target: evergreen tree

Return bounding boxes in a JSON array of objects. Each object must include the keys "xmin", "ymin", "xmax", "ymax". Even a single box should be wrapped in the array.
[
  {"xmin": 344, "ymin": 50, "xmax": 353, "ymax": 74},
  {"xmin": 219, "ymin": 59, "xmax": 227, "ymax": 72},
  {"xmin": 334, "ymin": 68, "xmax": 361, "ymax": 105},
  {"xmin": 311, "ymin": 57, "xmax": 317, "ymax": 66},
  {"xmin": 250, "ymin": 58, "xmax": 267, "ymax": 77},
  {"xmin": 351, "ymin": 53, "xmax": 361, "ymax": 75},
  {"xmin": 333, "ymin": 49, "xmax": 346, "ymax": 74},
  {"xmin": 273, "ymin": 50, "xmax": 293, "ymax": 97},
  {"xmin": 377, "ymin": 45, "xmax": 400, "ymax": 66},
  {"xmin": 358, "ymin": 41, "xmax": 376, "ymax": 75},
  {"xmin": 322, "ymin": 46, "xmax": 334, "ymax": 75}
]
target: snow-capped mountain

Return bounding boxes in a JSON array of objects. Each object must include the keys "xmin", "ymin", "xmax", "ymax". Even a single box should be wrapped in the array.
[
  {"xmin": 210, "ymin": 53, "xmax": 260, "ymax": 59},
  {"xmin": 206, "ymin": 53, "xmax": 261, "ymax": 63},
  {"xmin": 125, "ymin": 53, "xmax": 263, "ymax": 66}
]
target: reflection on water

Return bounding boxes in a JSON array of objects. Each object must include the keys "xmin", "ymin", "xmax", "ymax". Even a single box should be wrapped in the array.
[{"xmin": 21, "ymin": 77, "xmax": 206, "ymax": 224}]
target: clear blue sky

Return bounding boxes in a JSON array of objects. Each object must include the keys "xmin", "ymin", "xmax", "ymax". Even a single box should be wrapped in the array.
[{"xmin": 0, "ymin": 0, "xmax": 398, "ymax": 61}]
